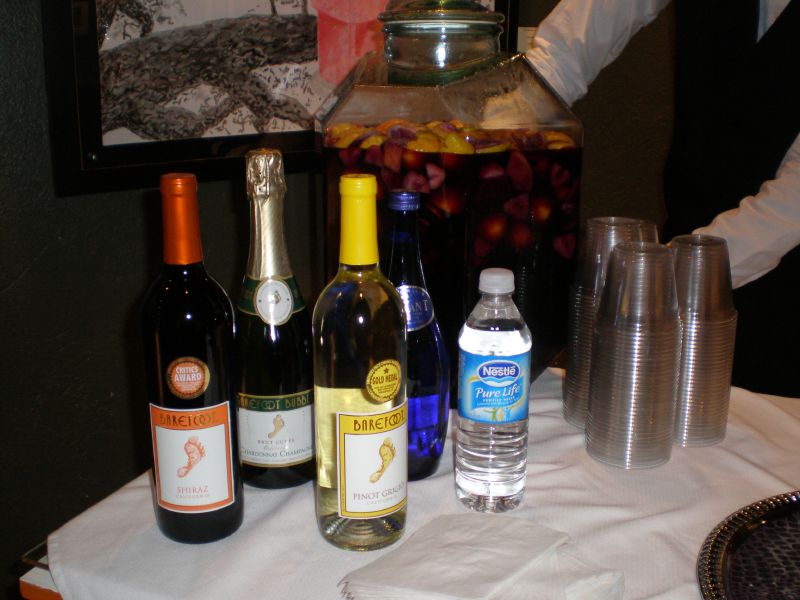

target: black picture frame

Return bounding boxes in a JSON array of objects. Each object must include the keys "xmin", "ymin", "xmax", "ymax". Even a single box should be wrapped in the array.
[{"xmin": 41, "ymin": 1, "xmax": 518, "ymax": 196}]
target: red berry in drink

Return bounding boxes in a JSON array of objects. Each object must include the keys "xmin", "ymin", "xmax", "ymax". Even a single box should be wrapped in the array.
[
  {"xmin": 553, "ymin": 233, "xmax": 577, "ymax": 258},
  {"xmin": 550, "ymin": 162, "xmax": 571, "ymax": 188},
  {"xmin": 426, "ymin": 163, "xmax": 445, "ymax": 190},
  {"xmin": 479, "ymin": 161, "xmax": 506, "ymax": 180},
  {"xmin": 508, "ymin": 222, "xmax": 534, "ymax": 251},
  {"xmin": 556, "ymin": 179, "xmax": 580, "ymax": 204},
  {"xmin": 364, "ymin": 145, "xmax": 384, "ymax": 167},
  {"xmin": 402, "ymin": 148, "xmax": 426, "ymax": 171},
  {"xmin": 503, "ymin": 194, "xmax": 530, "ymax": 221},
  {"xmin": 474, "ymin": 237, "xmax": 492, "ymax": 258},
  {"xmin": 338, "ymin": 147, "xmax": 363, "ymax": 167},
  {"xmin": 387, "ymin": 124, "xmax": 418, "ymax": 145},
  {"xmin": 440, "ymin": 152, "xmax": 466, "ymax": 172},
  {"xmin": 532, "ymin": 157, "xmax": 550, "ymax": 177},
  {"xmin": 381, "ymin": 167, "xmax": 403, "ymax": 190},
  {"xmin": 507, "ymin": 150, "xmax": 534, "ymax": 191},
  {"xmin": 429, "ymin": 187, "xmax": 465, "ymax": 216},
  {"xmin": 383, "ymin": 142, "xmax": 403, "ymax": 173},
  {"xmin": 478, "ymin": 213, "xmax": 508, "ymax": 243},
  {"xmin": 531, "ymin": 197, "xmax": 552, "ymax": 226},
  {"xmin": 402, "ymin": 171, "xmax": 430, "ymax": 193}
]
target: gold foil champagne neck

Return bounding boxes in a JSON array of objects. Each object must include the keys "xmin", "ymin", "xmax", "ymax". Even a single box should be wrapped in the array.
[
  {"xmin": 245, "ymin": 148, "xmax": 291, "ymax": 279},
  {"xmin": 247, "ymin": 148, "xmax": 286, "ymax": 200}
]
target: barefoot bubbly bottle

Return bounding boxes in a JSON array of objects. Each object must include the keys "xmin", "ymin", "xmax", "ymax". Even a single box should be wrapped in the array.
[
  {"xmin": 236, "ymin": 149, "xmax": 314, "ymax": 488},
  {"xmin": 142, "ymin": 173, "xmax": 244, "ymax": 543},
  {"xmin": 313, "ymin": 174, "xmax": 408, "ymax": 550}
]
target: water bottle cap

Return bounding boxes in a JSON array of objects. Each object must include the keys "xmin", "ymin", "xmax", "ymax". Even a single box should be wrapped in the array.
[
  {"xmin": 479, "ymin": 268, "xmax": 515, "ymax": 294},
  {"xmin": 388, "ymin": 189, "xmax": 420, "ymax": 211}
]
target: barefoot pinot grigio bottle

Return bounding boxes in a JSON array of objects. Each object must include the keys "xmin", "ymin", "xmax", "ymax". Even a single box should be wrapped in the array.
[
  {"xmin": 313, "ymin": 174, "xmax": 408, "ymax": 550},
  {"xmin": 142, "ymin": 173, "xmax": 244, "ymax": 543},
  {"xmin": 236, "ymin": 149, "xmax": 314, "ymax": 488}
]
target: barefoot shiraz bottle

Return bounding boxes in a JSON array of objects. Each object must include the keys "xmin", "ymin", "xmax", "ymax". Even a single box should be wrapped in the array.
[
  {"xmin": 236, "ymin": 149, "xmax": 314, "ymax": 488},
  {"xmin": 142, "ymin": 173, "xmax": 244, "ymax": 543},
  {"xmin": 313, "ymin": 174, "xmax": 408, "ymax": 550}
]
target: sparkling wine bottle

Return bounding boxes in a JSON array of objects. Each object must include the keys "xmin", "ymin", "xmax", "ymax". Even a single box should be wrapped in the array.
[
  {"xmin": 236, "ymin": 149, "xmax": 315, "ymax": 488},
  {"xmin": 383, "ymin": 190, "xmax": 449, "ymax": 480},
  {"xmin": 142, "ymin": 173, "xmax": 244, "ymax": 543},
  {"xmin": 312, "ymin": 174, "xmax": 408, "ymax": 551}
]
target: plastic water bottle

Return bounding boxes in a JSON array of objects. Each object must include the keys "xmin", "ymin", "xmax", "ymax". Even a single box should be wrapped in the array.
[{"xmin": 455, "ymin": 268, "xmax": 532, "ymax": 512}]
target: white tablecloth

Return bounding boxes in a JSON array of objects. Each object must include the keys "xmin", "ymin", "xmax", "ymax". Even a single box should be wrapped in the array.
[{"xmin": 48, "ymin": 369, "xmax": 800, "ymax": 600}]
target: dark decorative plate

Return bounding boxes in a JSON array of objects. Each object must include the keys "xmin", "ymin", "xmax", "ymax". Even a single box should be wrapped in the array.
[{"xmin": 698, "ymin": 490, "xmax": 800, "ymax": 599}]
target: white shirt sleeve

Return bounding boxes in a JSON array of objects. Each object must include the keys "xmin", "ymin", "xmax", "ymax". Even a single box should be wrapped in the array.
[
  {"xmin": 527, "ymin": 0, "xmax": 799, "ymax": 288},
  {"xmin": 526, "ymin": 0, "xmax": 672, "ymax": 106},
  {"xmin": 694, "ymin": 132, "xmax": 800, "ymax": 288}
]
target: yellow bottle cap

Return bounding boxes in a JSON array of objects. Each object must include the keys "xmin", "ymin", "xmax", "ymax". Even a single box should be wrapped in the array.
[
  {"xmin": 340, "ymin": 173, "xmax": 377, "ymax": 198},
  {"xmin": 339, "ymin": 174, "xmax": 379, "ymax": 266}
]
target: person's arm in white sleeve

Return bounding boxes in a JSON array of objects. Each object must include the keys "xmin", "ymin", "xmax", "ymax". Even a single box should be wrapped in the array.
[
  {"xmin": 526, "ymin": 0, "xmax": 672, "ymax": 106},
  {"xmin": 694, "ymin": 133, "xmax": 800, "ymax": 289}
]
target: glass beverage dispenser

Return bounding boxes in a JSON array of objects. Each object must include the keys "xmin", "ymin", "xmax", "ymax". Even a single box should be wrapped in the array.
[{"xmin": 317, "ymin": 0, "xmax": 583, "ymax": 386}]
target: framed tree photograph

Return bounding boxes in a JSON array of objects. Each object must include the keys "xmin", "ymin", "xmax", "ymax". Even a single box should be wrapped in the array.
[{"xmin": 41, "ymin": 0, "xmax": 517, "ymax": 195}]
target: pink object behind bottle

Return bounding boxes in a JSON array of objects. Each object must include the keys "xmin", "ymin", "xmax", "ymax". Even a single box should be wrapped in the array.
[{"xmin": 311, "ymin": 0, "xmax": 388, "ymax": 85}]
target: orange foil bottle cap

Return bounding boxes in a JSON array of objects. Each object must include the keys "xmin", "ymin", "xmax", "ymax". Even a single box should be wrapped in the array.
[{"xmin": 160, "ymin": 173, "xmax": 204, "ymax": 265}]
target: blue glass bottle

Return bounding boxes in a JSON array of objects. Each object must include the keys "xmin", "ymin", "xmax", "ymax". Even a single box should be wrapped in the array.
[{"xmin": 384, "ymin": 189, "xmax": 450, "ymax": 480}]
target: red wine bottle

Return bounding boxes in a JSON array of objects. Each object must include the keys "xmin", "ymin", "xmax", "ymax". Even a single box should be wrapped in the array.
[{"xmin": 142, "ymin": 173, "xmax": 244, "ymax": 543}]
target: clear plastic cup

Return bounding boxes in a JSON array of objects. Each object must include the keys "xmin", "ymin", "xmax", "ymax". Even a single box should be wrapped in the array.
[
  {"xmin": 595, "ymin": 241, "xmax": 678, "ymax": 328},
  {"xmin": 577, "ymin": 217, "xmax": 660, "ymax": 295},
  {"xmin": 564, "ymin": 217, "xmax": 659, "ymax": 428},
  {"xmin": 671, "ymin": 235, "xmax": 735, "ymax": 318},
  {"xmin": 585, "ymin": 241, "xmax": 680, "ymax": 469},
  {"xmin": 670, "ymin": 235, "xmax": 737, "ymax": 447}
]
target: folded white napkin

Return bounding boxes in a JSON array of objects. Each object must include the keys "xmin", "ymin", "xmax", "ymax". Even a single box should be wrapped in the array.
[
  {"xmin": 495, "ymin": 548, "xmax": 624, "ymax": 600},
  {"xmin": 339, "ymin": 513, "xmax": 623, "ymax": 600}
]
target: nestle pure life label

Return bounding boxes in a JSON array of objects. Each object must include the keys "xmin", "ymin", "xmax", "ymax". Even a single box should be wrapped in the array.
[{"xmin": 458, "ymin": 351, "xmax": 531, "ymax": 424}]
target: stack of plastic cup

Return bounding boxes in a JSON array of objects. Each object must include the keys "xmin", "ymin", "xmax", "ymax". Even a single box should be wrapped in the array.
[
  {"xmin": 586, "ymin": 241, "xmax": 680, "ymax": 469},
  {"xmin": 564, "ymin": 217, "xmax": 659, "ymax": 429},
  {"xmin": 671, "ymin": 235, "xmax": 737, "ymax": 447}
]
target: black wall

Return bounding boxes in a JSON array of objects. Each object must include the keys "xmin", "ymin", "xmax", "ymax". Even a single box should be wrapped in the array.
[
  {"xmin": 523, "ymin": 1, "xmax": 675, "ymax": 225},
  {"xmin": 0, "ymin": 2, "xmax": 673, "ymax": 598}
]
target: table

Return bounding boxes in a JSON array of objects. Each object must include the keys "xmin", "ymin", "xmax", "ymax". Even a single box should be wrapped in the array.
[{"xmin": 24, "ymin": 368, "xmax": 800, "ymax": 600}]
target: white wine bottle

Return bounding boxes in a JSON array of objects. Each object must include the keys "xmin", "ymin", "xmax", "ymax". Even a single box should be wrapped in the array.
[{"xmin": 312, "ymin": 174, "xmax": 408, "ymax": 551}]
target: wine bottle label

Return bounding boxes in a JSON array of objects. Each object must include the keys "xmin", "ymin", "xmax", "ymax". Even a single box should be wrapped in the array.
[
  {"xmin": 336, "ymin": 402, "xmax": 407, "ymax": 519},
  {"xmin": 149, "ymin": 402, "xmax": 236, "ymax": 513},
  {"xmin": 396, "ymin": 285, "xmax": 434, "ymax": 331},
  {"xmin": 458, "ymin": 351, "xmax": 531, "ymax": 424},
  {"xmin": 165, "ymin": 357, "xmax": 210, "ymax": 399},
  {"xmin": 365, "ymin": 360, "xmax": 402, "ymax": 403},
  {"xmin": 237, "ymin": 276, "xmax": 305, "ymax": 325},
  {"xmin": 237, "ymin": 390, "xmax": 314, "ymax": 467}
]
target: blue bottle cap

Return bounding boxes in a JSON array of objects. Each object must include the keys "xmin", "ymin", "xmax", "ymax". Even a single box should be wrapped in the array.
[{"xmin": 388, "ymin": 189, "xmax": 421, "ymax": 211}]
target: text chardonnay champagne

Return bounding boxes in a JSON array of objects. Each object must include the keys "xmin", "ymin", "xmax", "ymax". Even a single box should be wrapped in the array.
[
  {"xmin": 142, "ymin": 173, "xmax": 244, "ymax": 543},
  {"xmin": 236, "ymin": 149, "xmax": 314, "ymax": 488},
  {"xmin": 312, "ymin": 174, "xmax": 408, "ymax": 551}
]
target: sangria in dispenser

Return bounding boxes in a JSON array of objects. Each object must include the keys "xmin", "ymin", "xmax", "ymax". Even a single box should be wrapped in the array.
[{"xmin": 317, "ymin": 0, "xmax": 583, "ymax": 387}]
